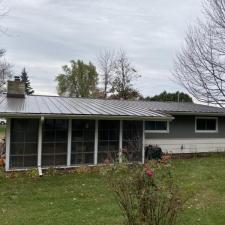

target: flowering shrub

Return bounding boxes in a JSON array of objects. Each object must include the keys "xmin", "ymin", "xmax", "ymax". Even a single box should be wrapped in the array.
[
  {"xmin": 144, "ymin": 165, "xmax": 154, "ymax": 177},
  {"xmin": 104, "ymin": 160, "xmax": 183, "ymax": 225}
]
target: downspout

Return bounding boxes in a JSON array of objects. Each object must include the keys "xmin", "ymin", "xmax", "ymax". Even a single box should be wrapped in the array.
[
  {"xmin": 38, "ymin": 166, "xmax": 43, "ymax": 177},
  {"xmin": 37, "ymin": 116, "xmax": 44, "ymax": 177}
]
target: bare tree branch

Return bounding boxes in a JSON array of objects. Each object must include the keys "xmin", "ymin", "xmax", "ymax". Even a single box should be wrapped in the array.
[
  {"xmin": 0, "ymin": 52, "xmax": 13, "ymax": 92},
  {"xmin": 97, "ymin": 50, "xmax": 115, "ymax": 98},
  {"xmin": 0, "ymin": 2, "xmax": 12, "ymax": 92},
  {"xmin": 174, "ymin": 0, "xmax": 225, "ymax": 107},
  {"xmin": 111, "ymin": 49, "xmax": 141, "ymax": 100}
]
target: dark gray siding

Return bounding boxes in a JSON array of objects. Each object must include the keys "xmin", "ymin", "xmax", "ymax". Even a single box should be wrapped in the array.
[{"xmin": 145, "ymin": 115, "xmax": 225, "ymax": 139}]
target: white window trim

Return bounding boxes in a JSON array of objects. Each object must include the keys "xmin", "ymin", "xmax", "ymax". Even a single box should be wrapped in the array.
[
  {"xmin": 195, "ymin": 117, "xmax": 218, "ymax": 133},
  {"xmin": 144, "ymin": 121, "xmax": 170, "ymax": 133}
]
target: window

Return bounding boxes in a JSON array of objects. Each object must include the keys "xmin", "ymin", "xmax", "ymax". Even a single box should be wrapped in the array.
[
  {"xmin": 122, "ymin": 121, "xmax": 143, "ymax": 162},
  {"xmin": 42, "ymin": 119, "xmax": 68, "ymax": 166},
  {"xmin": 195, "ymin": 117, "xmax": 218, "ymax": 133},
  {"xmin": 145, "ymin": 121, "xmax": 169, "ymax": 133},
  {"xmin": 98, "ymin": 120, "xmax": 120, "ymax": 164},
  {"xmin": 71, "ymin": 120, "xmax": 95, "ymax": 165},
  {"xmin": 10, "ymin": 119, "xmax": 39, "ymax": 168}
]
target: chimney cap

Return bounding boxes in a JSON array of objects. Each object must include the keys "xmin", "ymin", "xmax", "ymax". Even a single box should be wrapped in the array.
[{"xmin": 14, "ymin": 76, "xmax": 21, "ymax": 81}]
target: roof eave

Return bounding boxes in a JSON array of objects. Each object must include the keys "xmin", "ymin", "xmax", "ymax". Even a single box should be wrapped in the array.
[
  {"xmin": 0, "ymin": 113, "xmax": 174, "ymax": 121},
  {"xmin": 166, "ymin": 112, "xmax": 225, "ymax": 116}
]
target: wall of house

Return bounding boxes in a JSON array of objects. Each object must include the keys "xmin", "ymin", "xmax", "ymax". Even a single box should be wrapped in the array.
[{"xmin": 145, "ymin": 115, "xmax": 225, "ymax": 153}]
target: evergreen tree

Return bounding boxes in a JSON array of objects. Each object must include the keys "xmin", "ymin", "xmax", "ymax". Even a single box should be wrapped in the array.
[
  {"xmin": 145, "ymin": 91, "xmax": 193, "ymax": 102},
  {"xmin": 20, "ymin": 68, "xmax": 34, "ymax": 95}
]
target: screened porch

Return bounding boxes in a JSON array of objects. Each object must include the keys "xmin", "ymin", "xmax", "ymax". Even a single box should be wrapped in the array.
[{"xmin": 6, "ymin": 118, "xmax": 144, "ymax": 170}]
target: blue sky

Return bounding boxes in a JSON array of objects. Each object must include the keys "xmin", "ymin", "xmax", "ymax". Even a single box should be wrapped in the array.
[{"xmin": 1, "ymin": 0, "xmax": 202, "ymax": 96}]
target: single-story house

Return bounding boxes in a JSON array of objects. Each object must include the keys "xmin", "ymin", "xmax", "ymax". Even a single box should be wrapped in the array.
[{"xmin": 1, "ymin": 78, "xmax": 225, "ymax": 171}]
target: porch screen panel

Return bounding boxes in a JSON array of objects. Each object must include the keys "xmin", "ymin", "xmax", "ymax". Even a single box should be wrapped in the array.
[
  {"xmin": 71, "ymin": 120, "xmax": 95, "ymax": 165},
  {"xmin": 42, "ymin": 119, "xmax": 68, "ymax": 166},
  {"xmin": 98, "ymin": 120, "xmax": 120, "ymax": 163},
  {"xmin": 122, "ymin": 121, "xmax": 143, "ymax": 162},
  {"xmin": 10, "ymin": 119, "xmax": 39, "ymax": 168}
]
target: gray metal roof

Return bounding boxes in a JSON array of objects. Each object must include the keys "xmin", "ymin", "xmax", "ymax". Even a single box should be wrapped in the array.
[
  {"xmin": 142, "ymin": 101, "xmax": 225, "ymax": 114},
  {"xmin": 0, "ymin": 94, "xmax": 224, "ymax": 119},
  {"xmin": 0, "ymin": 95, "xmax": 171, "ymax": 119}
]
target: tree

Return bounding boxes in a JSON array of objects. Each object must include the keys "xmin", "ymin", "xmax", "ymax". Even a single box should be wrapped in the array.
[
  {"xmin": 145, "ymin": 91, "xmax": 193, "ymax": 102},
  {"xmin": 97, "ymin": 50, "xmax": 115, "ymax": 98},
  {"xmin": 0, "ymin": 5, "xmax": 12, "ymax": 93},
  {"xmin": 173, "ymin": 0, "xmax": 225, "ymax": 107},
  {"xmin": 0, "ymin": 49, "xmax": 12, "ymax": 93},
  {"xmin": 111, "ymin": 49, "xmax": 141, "ymax": 100},
  {"xmin": 20, "ymin": 68, "xmax": 34, "ymax": 95},
  {"xmin": 109, "ymin": 88, "xmax": 143, "ymax": 100},
  {"xmin": 56, "ymin": 60, "xmax": 99, "ymax": 97}
]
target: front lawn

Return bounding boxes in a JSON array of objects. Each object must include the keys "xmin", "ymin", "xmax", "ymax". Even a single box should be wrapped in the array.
[{"xmin": 0, "ymin": 156, "xmax": 225, "ymax": 225}]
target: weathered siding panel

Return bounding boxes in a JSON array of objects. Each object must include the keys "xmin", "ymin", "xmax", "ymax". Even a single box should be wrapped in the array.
[
  {"xmin": 145, "ymin": 138, "xmax": 225, "ymax": 153},
  {"xmin": 145, "ymin": 115, "xmax": 225, "ymax": 153}
]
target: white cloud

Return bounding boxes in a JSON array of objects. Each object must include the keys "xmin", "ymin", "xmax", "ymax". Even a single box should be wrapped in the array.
[{"xmin": 1, "ymin": 0, "xmax": 203, "ymax": 96}]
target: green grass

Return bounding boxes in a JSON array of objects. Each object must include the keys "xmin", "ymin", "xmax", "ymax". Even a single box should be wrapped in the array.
[
  {"xmin": 0, "ymin": 125, "xmax": 5, "ymax": 138},
  {"xmin": 0, "ymin": 156, "xmax": 225, "ymax": 225}
]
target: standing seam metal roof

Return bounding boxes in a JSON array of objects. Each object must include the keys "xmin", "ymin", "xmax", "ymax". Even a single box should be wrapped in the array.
[
  {"xmin": 0, "ymin": 95, "xmax": 171, "ymax": 118},
  {"xmin": 0, "ymin": 94, "xmax": 224, "ymax": 118}
]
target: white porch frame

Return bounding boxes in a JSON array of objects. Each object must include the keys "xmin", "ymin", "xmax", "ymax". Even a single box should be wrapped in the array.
[
  {"xmin": 5, "ymin": 118, "xmax": 11, "ymax": 171},
  {"xmin": 37, "ymin": 117, "xmax": 44, "ymax": 167},
  {"xmin": 94, "ymin": 120, "xmax": 99, "ymax": 165},
  {"xmin": 119, "ymin": 120, "xmax": 123, "ymax": 163},
  {"xmin": 67, "ymin": 119, "xmax": 72, "ymax": 166},
  {"xmin": 142, "ymin": 120, "xmax": 145, "ymax": 164}
]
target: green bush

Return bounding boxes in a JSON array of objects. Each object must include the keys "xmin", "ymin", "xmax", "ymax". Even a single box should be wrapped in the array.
[
  {"xmin": 104, "ymin": 161, "xmax": 184, "ymax": 225},
  {"xmin": 25, "ymin": 168, "xmax": 39, "ymax": 178}
]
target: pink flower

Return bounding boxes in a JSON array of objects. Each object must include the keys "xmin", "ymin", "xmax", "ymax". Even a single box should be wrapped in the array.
[{"xmin": 145, "ymin": 167, "xmax": 154, "ymax": 177}]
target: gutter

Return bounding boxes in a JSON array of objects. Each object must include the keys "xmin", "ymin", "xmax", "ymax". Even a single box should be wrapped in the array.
[{"xmin": 0, "ymin": 113, "xmax": 174, "ymax": 121}]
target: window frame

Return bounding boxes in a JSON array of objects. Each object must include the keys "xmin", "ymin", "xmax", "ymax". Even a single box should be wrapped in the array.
[
  {"xmin": 195, "ymin": 117, "xmax": 218, "ymax": 133},
  {"xmin": 144, "ymin": 120, "xmax": 170, "ymax": 133}
]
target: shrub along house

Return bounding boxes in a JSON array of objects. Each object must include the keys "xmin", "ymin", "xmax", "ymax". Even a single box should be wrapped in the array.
[{"xmin": 1, "ymin": 78, "xmax": 225, "ymax": 171}]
